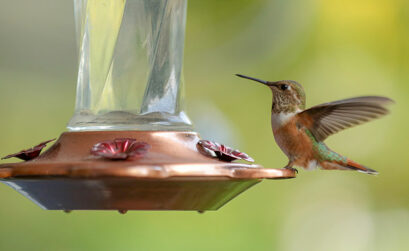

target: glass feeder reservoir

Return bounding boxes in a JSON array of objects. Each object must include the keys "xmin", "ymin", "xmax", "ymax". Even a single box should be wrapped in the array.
[
  {"xmin": 0, "ymin": 0, "xmax": 295, "ymax": 212},
  {"xmin": 69, "ymin": 0, "xmax": 192, "ymax": 132}
]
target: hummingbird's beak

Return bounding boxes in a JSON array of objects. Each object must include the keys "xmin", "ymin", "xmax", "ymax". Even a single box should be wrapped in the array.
[{"xmin": 236, "ymin": 74, "xmax": 270, "ymax": 86}]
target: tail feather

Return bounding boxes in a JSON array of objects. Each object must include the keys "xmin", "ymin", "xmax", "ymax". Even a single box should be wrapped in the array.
[
  {"xmin": 316, "ymin": 144, "xmax": 378, "ymax": 175},
  {"xmin": 345, "ymin": 159, "xmax": 378, "ymax": 175}
]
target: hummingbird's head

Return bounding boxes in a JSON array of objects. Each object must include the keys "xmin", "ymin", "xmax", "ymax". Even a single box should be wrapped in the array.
[{"xmin": 236, "ymin": 74, "xmax": 306, "ymax": 113}]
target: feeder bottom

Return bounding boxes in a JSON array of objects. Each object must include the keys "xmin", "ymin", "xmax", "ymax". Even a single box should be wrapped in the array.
[{"xmin": 0, "ymin": 131, "xmax": 295, "ymax": 211}]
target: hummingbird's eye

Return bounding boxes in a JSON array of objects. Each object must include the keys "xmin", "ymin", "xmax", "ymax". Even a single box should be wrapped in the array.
[{"xmin": 280, "ymin": 84, "xmax": 289, "ymax": 91}]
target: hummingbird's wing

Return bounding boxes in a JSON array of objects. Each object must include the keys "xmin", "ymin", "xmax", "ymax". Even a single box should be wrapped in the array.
[{"xmin": 298, "ymin": 96, "xmax": 393, "ymax": 141}]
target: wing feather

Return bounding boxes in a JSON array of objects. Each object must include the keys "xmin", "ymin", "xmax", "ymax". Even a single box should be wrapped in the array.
[{"xmin": 298, "ymin": 96, "xmax": 393, "ymax": 141}]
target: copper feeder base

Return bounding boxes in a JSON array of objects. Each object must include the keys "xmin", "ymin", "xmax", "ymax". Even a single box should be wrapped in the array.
[{"xmin": 0, "ymin": 131, "xmax": 295, "ymax": 212}]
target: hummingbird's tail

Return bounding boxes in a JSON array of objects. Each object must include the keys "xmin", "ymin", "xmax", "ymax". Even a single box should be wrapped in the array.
[
  {"xmin": 313, "ymin": 141, "xmax": 378, "ymax": 175},
  {"xmin": 344, "ymin": 159, "xmax": 378, "ymax": 175},
  {"xmin": 320, "ymin": 155, "xmax": 378, "ymax": 175}
]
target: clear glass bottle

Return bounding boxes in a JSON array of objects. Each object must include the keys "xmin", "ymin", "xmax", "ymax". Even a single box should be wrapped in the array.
[{"xmin": 68, "ymin": 0, "xmax": 192, "ymax": 131}]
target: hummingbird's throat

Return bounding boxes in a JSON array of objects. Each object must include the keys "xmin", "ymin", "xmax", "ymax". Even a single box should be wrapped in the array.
[
  {"xmin": 272, "ymin": 97, "xmax": 300, "ymax": 113},
  {"xmin": 271, "ymin": 89, "xmax": 304, "ymax": 113}
]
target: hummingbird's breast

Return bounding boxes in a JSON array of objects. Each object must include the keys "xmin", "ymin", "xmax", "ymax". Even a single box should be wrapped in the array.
[
  {"xmin": 270, "ymin": 111, "xmax": 299, "ymax": 131},
  {"xmin": 271, "ymin": 112, "xmax": 315, "ymax": 166}
]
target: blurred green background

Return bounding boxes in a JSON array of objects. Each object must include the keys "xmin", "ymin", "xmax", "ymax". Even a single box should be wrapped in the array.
[{"xmin": 0, "ymin": 0, "xmax": 408, "ymax": 250}]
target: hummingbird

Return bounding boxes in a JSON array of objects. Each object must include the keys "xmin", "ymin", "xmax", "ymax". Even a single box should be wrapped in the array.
[{"xmin": 236, "ymin": 74, "xmax": 394, "ymax": 174}]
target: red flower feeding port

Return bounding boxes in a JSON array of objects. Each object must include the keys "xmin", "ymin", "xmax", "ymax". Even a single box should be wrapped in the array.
[
  {"xmin": 0, "ymin": 0, "xmax": 295, "ymax": 213},
  {"xmin": 91, "ymin": 138, "xmax": 150, "ymax": 160},
  {"xmin": 197, "ymin": 140, "xmax": 255, "ymax": 163},
  {"xmin": 2, "ymin": 139, "xmax": 55, "ymax": 161}
]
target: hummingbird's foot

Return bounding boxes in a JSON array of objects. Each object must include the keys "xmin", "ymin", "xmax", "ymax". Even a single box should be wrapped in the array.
[{"xmin": 284, "ymin": 166, "xmax": 298, "ymax": 173}]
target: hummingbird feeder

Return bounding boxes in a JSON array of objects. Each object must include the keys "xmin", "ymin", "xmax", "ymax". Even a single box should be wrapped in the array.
[{"xmin": 0, "ymin": 0, "xmax": 296, "ymax": 212}]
